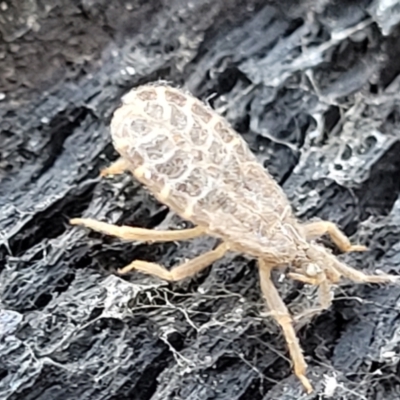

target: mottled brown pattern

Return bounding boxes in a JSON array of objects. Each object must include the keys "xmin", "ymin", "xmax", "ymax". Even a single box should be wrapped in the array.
[
  {"xmin": 191, "ymin": 102, "xmax": 213, "ymax": 123},
  {"xmin": 189, "ymin": 122, "xmax": 209, "ymax": 145},
  {"xmin": 136, "ymin": 89, "xmax": 158, "ymax": 101},
  {"xmin": 215, "ymin": 121, "xmax": 236, "ymax": 143},
  {"xmin": 165, "ymin": 89, "xmax": 187, "ymax": 106}
]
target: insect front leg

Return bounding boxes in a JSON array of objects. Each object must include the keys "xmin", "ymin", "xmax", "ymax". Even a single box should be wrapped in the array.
[
  {"xmin": 301, "ymin": 220, "xmax": 367, "ymax": 252},
  {"xmin": 258, "ymin": 259, "xmax": 313, "ymax": 394},
  {"xmin": 305, "ymin": 243, "xmax": 398, "ymax": 285},
  {"xmin": 70, "ymin": 218, "xmax": 206, "ymax": 242},
  {"xmin": 118, "ymin": 242, "xmax": 229, "ymax": 279},
  {"xmin": 326, "ymin": 255, "xmax": 399, "ymax": 284},
  {"xmin": 289, "ymin": 269, "xmax": 333, "ymax": 322}
]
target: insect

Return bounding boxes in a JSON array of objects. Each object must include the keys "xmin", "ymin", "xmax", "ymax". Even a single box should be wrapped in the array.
[{"xmin": 70, "ymin": 83, "xmax": 397, "ymax": 393}]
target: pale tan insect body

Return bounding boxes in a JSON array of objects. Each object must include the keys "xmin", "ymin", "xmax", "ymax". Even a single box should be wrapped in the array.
[
  {"xmin": 111, "ymin": 84, "xmax": 300, "ymax": 262},
  {"xmin": 71, "ymin": 83, "xmax": 397, "ymax": 394}
]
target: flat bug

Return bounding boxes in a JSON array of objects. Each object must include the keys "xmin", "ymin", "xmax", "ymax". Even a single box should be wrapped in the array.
[{"xmin": 70, "ymin": 83, "xmax": 398, "ymax": 393}]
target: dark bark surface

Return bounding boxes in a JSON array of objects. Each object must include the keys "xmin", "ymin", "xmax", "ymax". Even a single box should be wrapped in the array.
[{"xmin": 1, "ymin": 1, "xmax": 400, "ymax": 399}]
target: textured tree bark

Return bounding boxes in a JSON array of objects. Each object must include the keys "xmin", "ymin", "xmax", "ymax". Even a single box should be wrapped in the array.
[{"xmin": 1, "ymin": 1, "xmax": 400, "ymax": 399}]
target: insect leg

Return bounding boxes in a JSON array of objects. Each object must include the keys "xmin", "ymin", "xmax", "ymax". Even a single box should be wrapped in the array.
[
  {"xmin": 258, "ymin": 259, "xmax": 313, "ymax": 394},
  {"xmin": 118, "ymin": 242, "xmax": 229, "ymax": 278},
  {"xmin": 317, "ymin": 274, "xmax": 333, "ymax": 310},
  {"xmin": 100, "ymin": 157, "xmax": 131, "ymax": 177},
  {"xmin": 70, "ymin": 218, "xmax": 206, "ymax": 242},
  {"xmin": 301, "ymin": 221, "xmax": 367, "ymax": 252},
  {"xmin": 328, "ymin": 257, "xmax": 398, "ymax": 284},
  {"xmin": 290, "ymin": 271, "xmax": 333, "ymax": 323},
  {"xmin": 287, "ymin": 272, "xmax": 321, "ymax": 285}
]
